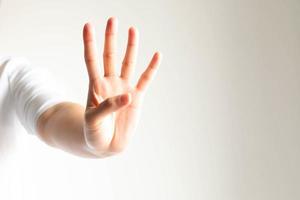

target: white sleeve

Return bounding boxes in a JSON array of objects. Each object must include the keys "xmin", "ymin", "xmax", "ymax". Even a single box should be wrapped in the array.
[{"xmin": 6, "ymin": 57, "xmax": 67, "ymax": 135}]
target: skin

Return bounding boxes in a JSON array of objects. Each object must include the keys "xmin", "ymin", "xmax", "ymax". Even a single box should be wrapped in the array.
[{"xmin": 36, "ymin": 17, "xmax": 162, "ymax": 158}]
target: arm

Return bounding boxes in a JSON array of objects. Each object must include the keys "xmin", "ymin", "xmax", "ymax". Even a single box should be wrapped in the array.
[
  {"xmin": 37, "ymin": 102, "xmax": 94, "ymax": 158},
  {"xmin": 36, "ymin": 17, "xmax": 162, "ymax": 158}
]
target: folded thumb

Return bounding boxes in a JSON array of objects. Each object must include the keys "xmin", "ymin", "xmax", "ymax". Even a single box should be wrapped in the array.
[{"xmin": 90, "ymin": 93, "xmax": 131, "ymax": 121}]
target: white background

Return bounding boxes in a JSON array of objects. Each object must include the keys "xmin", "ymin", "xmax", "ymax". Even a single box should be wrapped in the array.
[{"xmin": 0, "ymin": 0, "xmax": 299, "ymax": 199}]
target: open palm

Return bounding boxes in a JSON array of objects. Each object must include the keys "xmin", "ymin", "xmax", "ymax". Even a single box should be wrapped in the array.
[{"xmin": 82, "ymin": 17, "xmax": 161, "ymax": 157}]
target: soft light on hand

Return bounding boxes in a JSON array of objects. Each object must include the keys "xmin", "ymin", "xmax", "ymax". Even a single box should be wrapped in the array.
[{"xmin": 82, "ymin": 17, "xmax": 162, "ymax": 157}]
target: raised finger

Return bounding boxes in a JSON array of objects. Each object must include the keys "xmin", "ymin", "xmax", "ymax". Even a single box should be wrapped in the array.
[
  {"xmin": 103, "ymin": 17, "xmax": 118, "ymax": 76},
  {"xmin": 136, "ymin": 52, "xmax": 162, "ymax": 91},
  {"xmin": 83, "ymin": 23, "xmax": 101, "ymax": 81},
  {"xmin": 120, "ymin": 27, "xmax": 139, "ymax": 79}
]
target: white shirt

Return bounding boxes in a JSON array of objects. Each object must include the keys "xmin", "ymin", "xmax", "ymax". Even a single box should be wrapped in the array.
[
  {"xmin": 0, "ymin": 56, "xmax": 65, "ymax": 199},
  {"xmin": 0, "ymin": 56, "xmax": 114, "ymax": 200}
]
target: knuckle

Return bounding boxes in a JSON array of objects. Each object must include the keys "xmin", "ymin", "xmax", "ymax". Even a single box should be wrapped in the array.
[
  {"xmin": 122, "ymin": 60, "xmax": 135, "ymax": 67},
  {"xmin": 104, "ymin": 98, "xmax": 114, "ymax": 108},
  {"xmin": 142, "ymin": 73, "xmax": 151, "ymax": 82},
  {"xmin": 103, "ymin": 52, "xmax": 115, "ymax": 59},
  {"xmin": 105, "ymin": 32, "xmax": 116, "ymax": 36},
  {"xmin": 85, "ymin": 57, "xmax": 95, "ymax": 63},
  {"xmin": 127, "ymin": 43, "xmax": 137, "ymax": 47}
]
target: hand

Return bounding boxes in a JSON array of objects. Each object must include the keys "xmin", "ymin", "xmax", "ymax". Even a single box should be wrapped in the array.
[{"xmin": 82, "ymin": 17, "xmax": 162, "ymax": 157}]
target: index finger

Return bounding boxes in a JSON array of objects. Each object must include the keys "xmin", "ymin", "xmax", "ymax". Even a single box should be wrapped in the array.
[{"xmin": 83, "ymin": 22, "xmax": 101, "ymax": 81}]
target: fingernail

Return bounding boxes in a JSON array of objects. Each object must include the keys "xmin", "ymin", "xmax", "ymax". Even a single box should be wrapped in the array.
[{"xmin": 119, "ymin": 94, "xmax": 131, "ymax": 105}]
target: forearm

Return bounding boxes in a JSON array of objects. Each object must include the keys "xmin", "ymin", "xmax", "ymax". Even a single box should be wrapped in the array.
[{"xmin": 37, "ymin": 102, "xmax": 99, "ymax": 158}]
